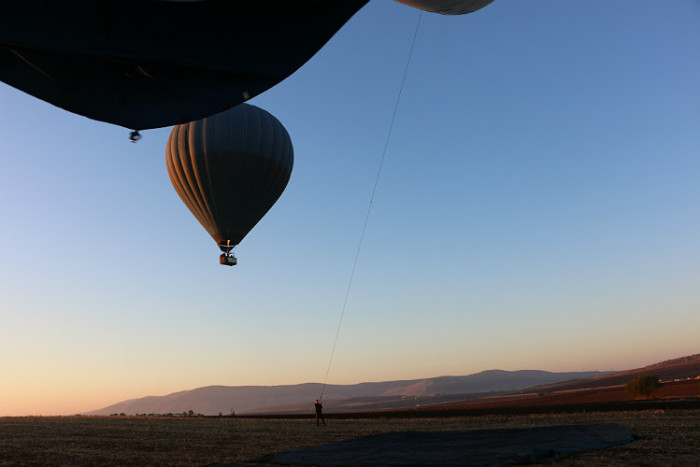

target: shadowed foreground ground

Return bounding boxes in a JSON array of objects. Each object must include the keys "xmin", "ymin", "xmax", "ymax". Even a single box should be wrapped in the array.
[
  {"xmin": 1, "ymin": 410, "xmax": 699, "ymax": 466},
  {"xmin": 240, "ymin": 424, "xmax": 638, "ymax": 466}
]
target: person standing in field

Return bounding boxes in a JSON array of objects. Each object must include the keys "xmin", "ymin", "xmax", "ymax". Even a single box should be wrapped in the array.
[{"xmin": 314, "ymin": 399, "xmax": 325, "ymax": 426}]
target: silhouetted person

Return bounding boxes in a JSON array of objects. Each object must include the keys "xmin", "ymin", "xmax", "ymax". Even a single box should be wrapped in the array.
[{"xmin": 314, "ymin": 399, "xmax": 325, "ymax": 426}]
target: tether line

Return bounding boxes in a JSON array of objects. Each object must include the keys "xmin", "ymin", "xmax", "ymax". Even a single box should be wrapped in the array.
[{"xmin": 319, "ymin": 11, "xmax": 423, "ymax": 401}]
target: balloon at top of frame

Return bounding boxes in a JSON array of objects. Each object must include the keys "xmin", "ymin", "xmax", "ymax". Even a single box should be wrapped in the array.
[
  {"xmin": 393, "ymin": 0, "xmax": 494, "ymax": 15},
  {"xmin": 0, "ymin": 1, "xmax": 368, "ymax": 130}
]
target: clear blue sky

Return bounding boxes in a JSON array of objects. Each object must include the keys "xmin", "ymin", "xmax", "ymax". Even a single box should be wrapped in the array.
[{"xmin": 1, "ymin": 0, "xmax": 699, "ymax": 416}]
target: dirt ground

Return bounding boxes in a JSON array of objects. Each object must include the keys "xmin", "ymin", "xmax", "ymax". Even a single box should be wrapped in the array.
[{"xmin": 1, "ymin": 409, "xmax": 699, "ymax": 466}]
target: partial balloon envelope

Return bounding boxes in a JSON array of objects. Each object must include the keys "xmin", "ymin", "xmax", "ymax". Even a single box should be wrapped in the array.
[
  {"xmin": 0, "ymin": 1, "xmax": 368, "ymax": 130},
  {"xmin": 393, "ymin": 0, "xmax": 494, "ymax": 15},
  {"xmin": 166, "ymin": 104, "xmax": 293, "ymax": 261}
]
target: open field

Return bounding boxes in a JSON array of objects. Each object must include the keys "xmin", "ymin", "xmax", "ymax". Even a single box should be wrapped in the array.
[{"xmin": 1, "ymin": 409, "xmax": 700, "ymax": 466}]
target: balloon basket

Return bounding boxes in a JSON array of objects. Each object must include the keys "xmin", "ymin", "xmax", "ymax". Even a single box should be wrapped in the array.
[{"xmin": 220, "ymin": 253, "xmax": 237, "ymax": 266}]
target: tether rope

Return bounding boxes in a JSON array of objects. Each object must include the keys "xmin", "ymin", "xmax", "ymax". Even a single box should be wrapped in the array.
[{"xmin": 319, "ymin": 11, "xmax": 423, "ymax": 402}]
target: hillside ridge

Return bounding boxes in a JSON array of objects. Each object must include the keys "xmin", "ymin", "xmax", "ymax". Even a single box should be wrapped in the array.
[{"xmin": 86, "ymin": 353, "xmax": 700, "ymax": 416}]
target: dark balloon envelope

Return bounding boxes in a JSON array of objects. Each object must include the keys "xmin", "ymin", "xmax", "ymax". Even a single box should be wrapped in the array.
[
  {"xmin": 0, "ymin": 0, "xmax": 498, "ymax": 131},
  {"xmin": 166, "ymin": 104, "xmax": 293, "ymax": 256},
  {"xmin": 0, "ymin": 0, "xmax": 368, "ymax": 130},
  {"xmin": 393, "ymin": 0, "xmax": 495, "ymax": 15}
]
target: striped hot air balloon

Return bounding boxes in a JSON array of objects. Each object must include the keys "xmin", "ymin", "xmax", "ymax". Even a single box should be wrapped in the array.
[{"xmin": 165, "ymin": 104, "xmax": 293, "ymax": 265}]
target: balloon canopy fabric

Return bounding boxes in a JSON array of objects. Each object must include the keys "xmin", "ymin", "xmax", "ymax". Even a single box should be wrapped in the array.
[
  {"xmin": 393, "ymin": 0, "xmax": 494, "ymax": 15},
  {"xmin": 166, "ymin": 104, "xmax": 293, "ymax": 252},
  {"xmin": 0, "ymin": 0, "xmax": 368, "ymax": 130}
]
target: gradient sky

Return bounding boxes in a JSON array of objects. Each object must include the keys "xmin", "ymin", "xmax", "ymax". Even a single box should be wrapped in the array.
[{"xmin": 1, "ymin": 0, "xmax": 699, "ymax": 416}]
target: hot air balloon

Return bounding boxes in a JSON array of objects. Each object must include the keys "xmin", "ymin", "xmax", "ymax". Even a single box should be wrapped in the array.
[
  {"xmin": 0, "ymin": 1, "xmax": 368, "ymax": 131},
  {"xmin": 0, "ymin": 1, "xmax": 497, "ymax": 132},
  {"xmin": 165, "ymin": 104, "xmax": 293, "ymax": 266},
  {"xmin": 393, "ymin": 0, "xmax": 495, "ymax": 15}
]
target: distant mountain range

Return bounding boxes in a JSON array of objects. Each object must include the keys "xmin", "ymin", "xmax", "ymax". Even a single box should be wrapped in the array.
[
  {"xmin": 86, "ymin": 369, "xmax": 607, "ymax": 416},
  {"xmin": 531, "ymin": 353, "xmax": 700, "ymax": 391},
  {"xmin": 86, "ymin": 353, "xmax": 700, "ymax": 416},
  {"xmin": 425, "ymin": 353, "xmax": 700, "ymax": 413}
]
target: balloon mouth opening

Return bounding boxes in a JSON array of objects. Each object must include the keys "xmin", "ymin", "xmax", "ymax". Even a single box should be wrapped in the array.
[{"xmin": 219, "ymin": 240, "xmax": 237, "ymax": 253}]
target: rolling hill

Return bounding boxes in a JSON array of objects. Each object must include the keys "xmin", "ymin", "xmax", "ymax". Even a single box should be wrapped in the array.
[
  {"xmin": 86, "ymin": 353, "xmax": 700, "ymax": 416},
  {"xmin": 86, "ymin": 370, "xmax": 605, "ymax": 416}
]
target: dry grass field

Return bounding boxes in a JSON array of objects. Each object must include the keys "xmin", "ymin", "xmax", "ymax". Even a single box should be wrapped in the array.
[{"xmin": 1, "ymin": 410, "xmax": 699, "ymax": 466}]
